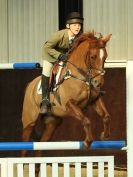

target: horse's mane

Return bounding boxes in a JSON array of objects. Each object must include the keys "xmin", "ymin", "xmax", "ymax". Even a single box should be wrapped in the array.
[{"xmin": 69, "ymin": 32, "xmax": 104, "ymax": 54}]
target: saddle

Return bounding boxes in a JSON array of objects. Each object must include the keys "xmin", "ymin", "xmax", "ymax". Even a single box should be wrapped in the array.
[{"xmin": 49, "ymin": 61, "xmax": 70, "ymax": 91}]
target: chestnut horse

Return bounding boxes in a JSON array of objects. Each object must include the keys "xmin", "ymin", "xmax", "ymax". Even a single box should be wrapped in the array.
[{"xmin": 21, "ymin": 32, "xmax": 111, "ymax": 160}]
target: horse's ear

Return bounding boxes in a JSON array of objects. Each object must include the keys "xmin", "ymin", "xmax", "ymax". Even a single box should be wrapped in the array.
[{"xmin": 102, "ymin": 34, "xmax": 112, "ymax": 43}]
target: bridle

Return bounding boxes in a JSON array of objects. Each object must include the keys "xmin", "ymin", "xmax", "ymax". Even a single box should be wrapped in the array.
[
  {"xmin": 85, "ymin": 49, "xmax": 106, "ymax": 83},
  {"xmin": 66, "ymin": 48, "xmax": 106, "ymax": 86}
]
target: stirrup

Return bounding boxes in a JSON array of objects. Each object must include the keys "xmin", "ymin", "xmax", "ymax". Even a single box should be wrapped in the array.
[
  {"xmin": 40, "ymin": 104, "xmax": 48, "ymax": 114},
  {"xmin": 42, "ymin": 98, "xmax": 51, "ymax": 107},
  {"xmin": 40, "ymin": 98, "xmax": 51, "ymax": 114}
]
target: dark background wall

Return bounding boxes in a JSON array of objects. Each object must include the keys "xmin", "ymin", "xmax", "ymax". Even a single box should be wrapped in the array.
[
  {"xmin": 58, "ymin": 0, "xmax": 83, "ymax": 29},
  {"xmin": 0, "ymin": 69, "xmax": 41, "ymax": 142},
  {"xmin": 0, "ymin": 68, "xmax": 126, "ymax": 161}
]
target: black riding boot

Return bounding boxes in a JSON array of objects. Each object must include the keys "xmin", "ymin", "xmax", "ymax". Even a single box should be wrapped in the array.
[{"xmin": 40, "ymin": 75, "xmax": 50, "ymax": 114}]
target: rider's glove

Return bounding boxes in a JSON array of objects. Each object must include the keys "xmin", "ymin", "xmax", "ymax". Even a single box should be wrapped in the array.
[{"xmin": 58, "ymin": 53, "xmax": 68, "ymax": 62}]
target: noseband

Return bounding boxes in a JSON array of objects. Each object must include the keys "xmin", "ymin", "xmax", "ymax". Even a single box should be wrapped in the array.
[{"xmin": 86, "ymin": 63, "xmax": 106, "ymax": 84}]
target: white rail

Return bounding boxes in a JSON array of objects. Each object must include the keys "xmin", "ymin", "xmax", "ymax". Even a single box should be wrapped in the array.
[{"xmin": 0, "ymin": 156, "xmax": 114, "ymax": 177}]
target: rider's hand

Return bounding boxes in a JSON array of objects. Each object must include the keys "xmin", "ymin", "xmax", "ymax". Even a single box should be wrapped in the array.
[{"xmin": 58, "ymin": 53, "xmax": 68, "ymax": 61}]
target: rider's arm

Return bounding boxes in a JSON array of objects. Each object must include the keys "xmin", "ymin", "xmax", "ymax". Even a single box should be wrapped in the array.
[{"xmin": 42, "ymin": 29, "xmax": 69, "ymax": 62}]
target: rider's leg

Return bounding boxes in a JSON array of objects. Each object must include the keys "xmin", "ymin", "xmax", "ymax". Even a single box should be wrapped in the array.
[{"xmin": 40, "ymin": 60, "xmax": 53, "ymax": 114}]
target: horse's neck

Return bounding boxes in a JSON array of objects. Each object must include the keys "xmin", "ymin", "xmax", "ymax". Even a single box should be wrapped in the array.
[
  {"xmin": 69, "ymin": 42, "xmax": 88, "ymax": 67},
  {"xmin": 68, "ymin": 53, "xmax": 87, "ymax": 75}
]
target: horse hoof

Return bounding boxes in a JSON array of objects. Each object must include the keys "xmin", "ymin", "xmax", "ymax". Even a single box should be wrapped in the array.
[{"xmin": 83, "ymin": 140, "xmax": 93, "ymax": 150}]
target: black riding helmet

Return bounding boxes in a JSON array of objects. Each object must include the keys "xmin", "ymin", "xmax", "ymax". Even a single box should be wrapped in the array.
[{"xmin": 66, "ymin": 12, "xmax": 84, "ymax": 25}]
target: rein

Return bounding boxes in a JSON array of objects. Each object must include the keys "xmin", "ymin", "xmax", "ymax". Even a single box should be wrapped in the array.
[{"xmin": 66, "ymin": 59, "xmax": 105, "ymax": 86}]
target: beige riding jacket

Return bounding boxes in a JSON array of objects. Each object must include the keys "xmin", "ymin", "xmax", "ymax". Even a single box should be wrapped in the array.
[{"xmin": 42, "ymin": 29, "xmax": 70, "ymax": 63}]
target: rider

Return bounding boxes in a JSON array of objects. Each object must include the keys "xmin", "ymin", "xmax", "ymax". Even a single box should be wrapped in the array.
[{"xmin": 40, "ymin": 12, "xmax": 84, "ymax": 114}]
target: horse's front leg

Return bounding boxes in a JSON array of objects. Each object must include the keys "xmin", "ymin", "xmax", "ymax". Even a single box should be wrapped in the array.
[
  {"xmin": 92, "ymin": 96, "xmax": 110, "ymax": 139},
  {"xmin": 66, "ymin": 99, "xmax": 93, "ymax": 149}
]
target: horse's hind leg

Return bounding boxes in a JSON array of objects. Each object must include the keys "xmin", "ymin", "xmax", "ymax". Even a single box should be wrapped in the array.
[
  {"xmin": 21, "ymin": 123, "xmax": 35, "ymax": 157},
  {"xmin": 92, "ymin": 97, "xmax": 110, "ymax": 139},
  {"xmin": 34, "ymin": 115, "xmax": 62, "ymax": 177},
  {"xmin": 66, "ymin": 100, "xmax": 93, "ymax": 149},
  {"xmin": 35, "ymin": 116, "xmax": 61, "ymax": 156}
]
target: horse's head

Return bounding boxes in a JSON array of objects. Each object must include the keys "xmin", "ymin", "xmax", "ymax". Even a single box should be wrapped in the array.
[
  {"xmin": 69, "ymin": 32, "xmax": 112, "ymax": 88},
  {"xmin": 85, "ymin": 33, "xmax": 112, "ymax": 88}
]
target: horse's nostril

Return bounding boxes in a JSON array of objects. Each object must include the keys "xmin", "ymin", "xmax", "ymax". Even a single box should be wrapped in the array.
[
  {"xmin": 92, "ymin": 79, "xmax": 101, "ymax": 87},
  {"xmin": 94, "ymin": 80, "xmax": 98, "ymax": 84}
]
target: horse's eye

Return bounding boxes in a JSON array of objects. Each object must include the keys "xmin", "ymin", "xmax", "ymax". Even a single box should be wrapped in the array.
[{"xmin": 90, "ymin": 55, "xmax": 96, "ymax": 60}]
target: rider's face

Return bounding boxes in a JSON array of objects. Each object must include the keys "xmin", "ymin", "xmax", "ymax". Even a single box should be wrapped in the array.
[{"xmin": 68, "ymin": 23, "xmax": 81, "ymax": 36}]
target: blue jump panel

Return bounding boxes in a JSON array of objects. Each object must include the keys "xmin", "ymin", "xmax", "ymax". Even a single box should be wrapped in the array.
[
  {"xmin": 0, "ymin": 142, "xmax": 33, "ymax": 150},
  {"xmin": 90, "ymin": 140, "xmax": 126, "ymax": 149},
  {"xmin": 13, "ymin": 63, "xmax": 40, "ymax": 69}
]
